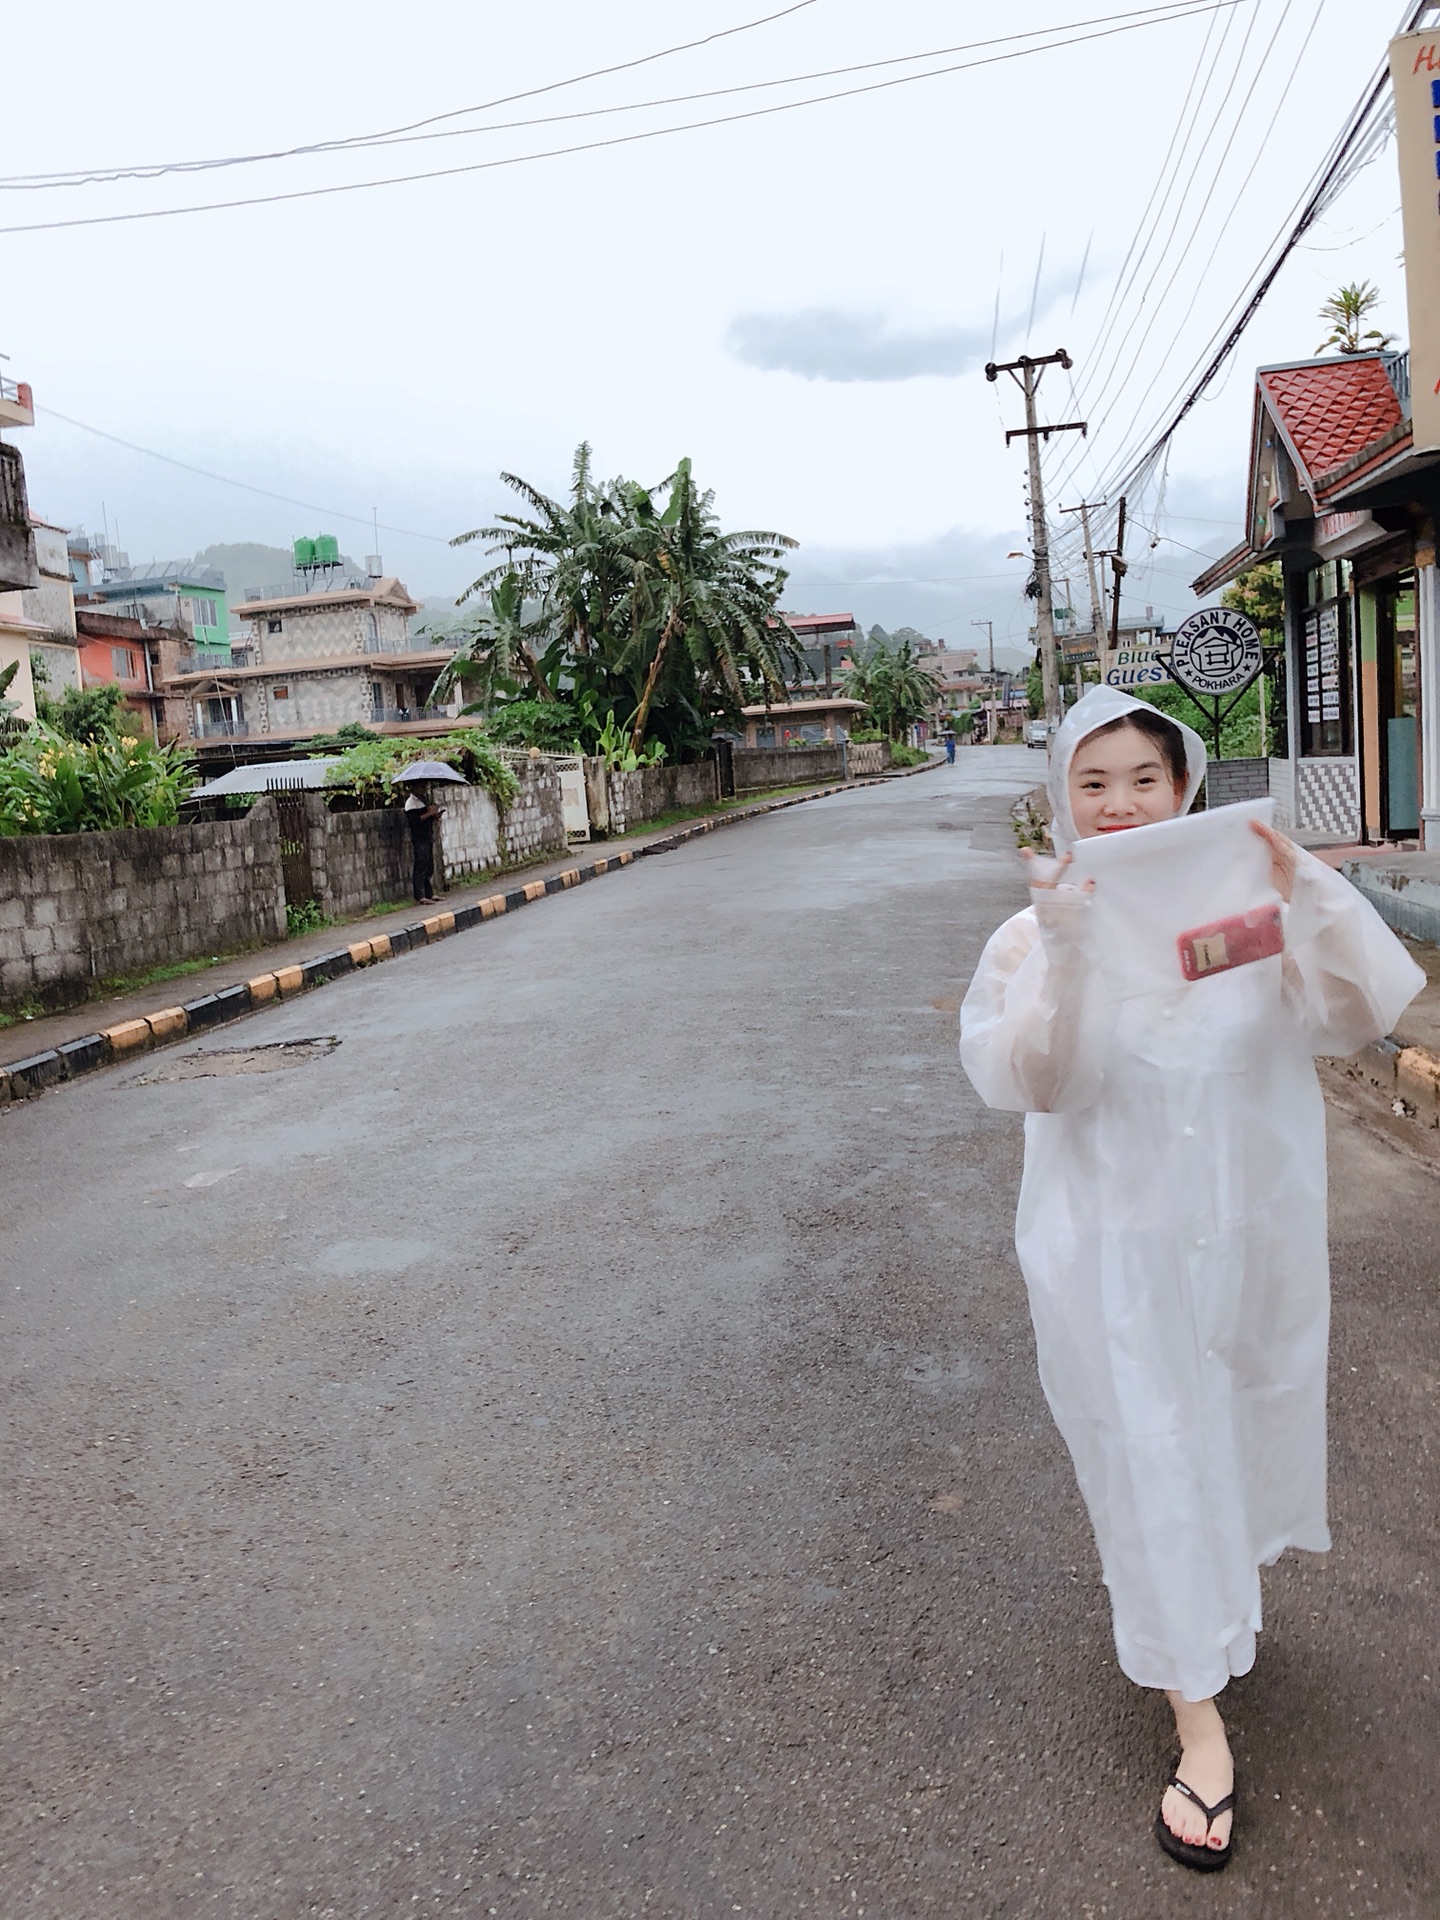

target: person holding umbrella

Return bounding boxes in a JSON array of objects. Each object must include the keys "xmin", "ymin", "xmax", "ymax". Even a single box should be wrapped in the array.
[{"xmin": 393, "ymin": 760, "xmax": 468, "ymax": 906}]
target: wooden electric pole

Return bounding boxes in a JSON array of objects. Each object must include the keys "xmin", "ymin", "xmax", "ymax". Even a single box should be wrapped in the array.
[
  {"xmin": 1060, "ymin": 499, "xmax": 1110, "ymax": 665},
  {"xmin": 985, "ymin": 350, "xmax": 1086, "ymax": 726}
]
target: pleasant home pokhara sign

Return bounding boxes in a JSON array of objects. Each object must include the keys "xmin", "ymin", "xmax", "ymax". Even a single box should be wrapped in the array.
[{"xmin": 1166, "ymin": 607, "xmax": 1264, "ymax": 699}]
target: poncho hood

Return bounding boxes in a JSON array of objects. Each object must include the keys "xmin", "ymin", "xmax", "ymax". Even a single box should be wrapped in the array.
[{"xmin": 1046, "ymin": 685, "xmax": 1207, "ymax": 852}]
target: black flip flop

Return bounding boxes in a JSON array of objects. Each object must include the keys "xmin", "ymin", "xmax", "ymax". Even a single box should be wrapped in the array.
[{"xmin": 1154, "ymin": 1769, "xmax": 1235, "ymax": 1873}]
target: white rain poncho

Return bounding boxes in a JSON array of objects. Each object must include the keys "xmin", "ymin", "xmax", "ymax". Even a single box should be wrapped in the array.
[{"xmin": 960, "ymin": 687, "xmax": 1424, "ymax": 1700}]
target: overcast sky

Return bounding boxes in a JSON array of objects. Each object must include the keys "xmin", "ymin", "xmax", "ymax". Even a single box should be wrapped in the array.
[{"xmin": 2, "ymin": 0, "xmax": 1413, "ymax": 651}]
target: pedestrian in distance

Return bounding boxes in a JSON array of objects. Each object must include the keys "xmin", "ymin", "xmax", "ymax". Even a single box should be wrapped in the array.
[
  {"xmin": 959, "ymin": 685, "xmax": 1422, "ymax": 1873},
  {"xmin": 404, "ymin": 789, "xmax": 444, "ymax": 905},
  {"xmin": 945, "ymin": 733, "xmax": 957, "ymax": 764}
]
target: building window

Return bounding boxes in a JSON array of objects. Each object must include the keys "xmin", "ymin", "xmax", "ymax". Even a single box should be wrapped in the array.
[
  {"xmin": 267, "ymin": 618, "xmax": 283, "ymax": 634},
  {"xmin": 111, "ymin": 647, "xmax": 136, "ymax": 679},
  {"xmin": 272, "ymin": 685, "xmax": 290, "ymax": 700},
  {"xmin": 190, "ymin": 596, "xmax": 217, "ymax": 629},
  {"xmin": 1295, "ymin": 560, "xmax": 1351, "ymax": 757}
]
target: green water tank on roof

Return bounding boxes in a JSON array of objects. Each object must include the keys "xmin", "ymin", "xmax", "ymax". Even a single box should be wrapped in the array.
[
  {"xmin": 315, "ymin": 534, "xmax": 341, "ymax": 566},
  {"xmin": 293, "ymin": 537, "xmax": 316, "ymax": 568}
]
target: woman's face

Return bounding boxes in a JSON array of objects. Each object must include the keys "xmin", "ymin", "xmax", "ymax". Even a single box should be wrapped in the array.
[{"xmin": 1068, "ymin": 724, "xmax": 1186, "ymax": 837}]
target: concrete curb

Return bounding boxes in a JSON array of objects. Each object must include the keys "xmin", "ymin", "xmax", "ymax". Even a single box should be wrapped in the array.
[
  {"xmin": 0, "ymin": 761, "xmax": 944, "ymax": 1108},
  {"xmin": 1336, "ymin": 1032, "xmax": 1440, "ymax": 1134}
]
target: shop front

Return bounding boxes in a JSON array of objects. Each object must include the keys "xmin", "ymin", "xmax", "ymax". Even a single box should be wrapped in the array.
[{"xmin": 1194, "ymin": 351, "xmax": 1440, "ymax": 846}]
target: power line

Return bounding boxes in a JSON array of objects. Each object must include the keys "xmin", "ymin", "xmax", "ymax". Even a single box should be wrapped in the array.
[
  {"xmin": 1061, "ymin": 0, "xmax": 1318, "ymax": 498},
  {"xmin": 36, "ymin": 405, "xmax": 451, "ymax": 545},
  {"xmin": 0, "ymin": 4, "xmax": 1236, "ymax": 198},
  {"xmin": 0, "ymin": 1, "xmax": 1242, "ymax": 237},
  {"xmin": 0, "ymin": 0, "xmax": 823, "ymax": 189}
]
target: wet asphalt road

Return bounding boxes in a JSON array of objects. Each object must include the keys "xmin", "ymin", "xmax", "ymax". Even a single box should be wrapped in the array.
[{"xmin": 1, "ymin": 747, "xmax": 1435, "ymax": 1920}]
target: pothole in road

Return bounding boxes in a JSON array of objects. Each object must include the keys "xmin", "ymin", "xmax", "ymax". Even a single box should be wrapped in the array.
[{"xmin": 130, "ymin": 1036, "xmax": 341, "ymax": 1082}]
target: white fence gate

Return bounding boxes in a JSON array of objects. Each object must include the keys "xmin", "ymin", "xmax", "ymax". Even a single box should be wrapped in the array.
[{"xmin": 499, "ymin": 750, "xmax": 590, "ymax": 841}]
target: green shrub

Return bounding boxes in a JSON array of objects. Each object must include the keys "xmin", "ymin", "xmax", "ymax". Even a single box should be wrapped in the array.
[
  {"xmin": 285, "ymin": 899, "xmax": 329, "ymax": 938},
  {"xmin": 888, "ymin": 741, "xmax": 929, "ymax": 767},
  {"xmin": 321, "ymin": 729, "xmax": 521, "ymax": 807},
  {"xmin": 0, "ymin": 724, "xmax": 195, "ymax": 835}
]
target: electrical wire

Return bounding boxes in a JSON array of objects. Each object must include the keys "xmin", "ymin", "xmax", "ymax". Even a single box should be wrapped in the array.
[
  {"xmin": 1045, "ymin": 0, "xmax": 1282, "ymax": 519},
  {"xmin": 1073, "ymin": 0, "xmax": 1242, "ymax": 401},
  {"xmin": 0, "ymin": 0, "xmax": 823, "ymax": 190},
  {"xmin": 0, "ymin": 0, "xmax": 1243, "ymax": 237},
  {"xmin": 0, "ymin": 5, "xmax": 1243, "ymax": 200},
  {"xmin": 1064, "ymin": 0, "xmax": 1320, "ymax": 503},
  {"xmin": 36, "ymin": 405, "xmax": 451, "ymax": 545},
  {"xmin": 1071, "ymin": 0, "xmax": 1287, "ymax": 435},
  {"xmin": 1080, "ymin": 0, "xmax": 1436, "ymax": 511}
]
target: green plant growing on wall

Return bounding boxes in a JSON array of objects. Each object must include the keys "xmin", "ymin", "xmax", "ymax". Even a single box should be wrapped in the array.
[
  {"xmin": 0, "ymin": 725, "xmax": 194, "ymax": 835},
  {"xmin": 1315, "ymin": 281, "xmax": 1394, "ymax": 356},
  {"xmin": 594, "ymin": 712, "xmax": 665, "ymax": 771},
  {"xmin": 321, "ymin": 730, "xmax": 521, "ymax": 807}
]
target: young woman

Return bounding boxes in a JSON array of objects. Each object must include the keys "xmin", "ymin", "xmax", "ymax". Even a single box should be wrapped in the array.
[{"xmin": 960, "ymin": 686, "xmax": 1423, "ymax": 1872}]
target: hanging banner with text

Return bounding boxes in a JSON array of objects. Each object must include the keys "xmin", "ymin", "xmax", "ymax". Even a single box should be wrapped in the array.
[{"xmin": 1391, "ymin": 30, "xmax": 1440, "ymax": 453}]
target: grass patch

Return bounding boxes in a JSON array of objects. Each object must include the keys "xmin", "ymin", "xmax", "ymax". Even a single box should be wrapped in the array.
[
  {"xmin": 612, "ymin": 783, "xmax": 838, "ymax": 839},
  {"xmin": 94, "ymin": 954, "xmax": 235, "ymax": 997}
]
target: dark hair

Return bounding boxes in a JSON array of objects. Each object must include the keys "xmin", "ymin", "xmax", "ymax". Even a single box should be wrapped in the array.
[{"xmin": 1085, "ymin": 708, "xmax": 1187, "ymax": 785}]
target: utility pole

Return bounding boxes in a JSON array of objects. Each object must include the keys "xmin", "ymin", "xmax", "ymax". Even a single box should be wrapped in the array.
[
  {"xmin": 1060, "ymin": 499, "xmax": 1110, "ymax": 663},
  {"xmin": 971, "ymin": 618, "xmax": 996, "ymax": 743},
  {"xmin": 1109, "ymin": 496, "xmax": 1128, "ymax": 648},
  {"xmin": 970, "ymin": 617, "xmax": 995, "ymax": 678},
  {"xmin": 985, "ymin": 351, "xmax": 1086, "ymax": 726}
]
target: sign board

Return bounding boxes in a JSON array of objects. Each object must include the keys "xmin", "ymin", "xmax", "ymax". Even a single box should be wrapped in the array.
[
  {"xmin": 1167, "ymin": 607, "xmax": 1263, "ymax": 698},
  {"xmin": 1391, "ymin": 32, "xmax": 1440, "ymax": 453},
  {"xmin": 1101, "ymin": 643, "xmax": 1168, "ymax": 690}
]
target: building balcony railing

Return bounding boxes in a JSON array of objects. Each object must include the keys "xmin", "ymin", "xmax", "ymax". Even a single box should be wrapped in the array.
[
  {"xmin": 192, "ymin": 719, "xmax": 250, "ymax": 739},
  {"xmin": 176, "ymin": 645, "xmax": 256, "ymax": 675},
  {"xmin": 1383, "ymin": 349, "xmax": 1411, "ymax": 416},
  {"xmin": 370, "ymin": 704, "xmax": 453, "ymax": 724},
  {"xmin": 0, "ymin": 376, "xmax": 35, "ymax": 428}
]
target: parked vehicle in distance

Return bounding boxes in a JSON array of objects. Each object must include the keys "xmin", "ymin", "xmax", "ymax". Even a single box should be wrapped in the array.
[{"xmin": 1026, "ymin": 719, "xmax": 1053, "ymax": 748}]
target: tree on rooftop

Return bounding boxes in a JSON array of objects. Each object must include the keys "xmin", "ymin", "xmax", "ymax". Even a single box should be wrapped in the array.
[{"xmin": 1315, "ymin": 281, "xmax": 1394, "ymax": 356}]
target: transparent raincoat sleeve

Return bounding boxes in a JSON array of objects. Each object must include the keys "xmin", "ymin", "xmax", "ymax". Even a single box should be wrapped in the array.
[
  {"xmin": 959, "ymin": 892, "xmax": 1104, "ymax": 1114},
  {"xmin": 1281, "ymin": 850, "xmax": 1427, "ymax": 1057}
]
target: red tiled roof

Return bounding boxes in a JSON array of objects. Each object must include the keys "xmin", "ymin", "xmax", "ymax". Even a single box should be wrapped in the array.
[
  {"xmin": 779, "ymin": 612, "xmax": 857, "ymax": 635},
  {"xmin": 1259, "ymin": 357, "xmax": 1406, "ymax": 498}
]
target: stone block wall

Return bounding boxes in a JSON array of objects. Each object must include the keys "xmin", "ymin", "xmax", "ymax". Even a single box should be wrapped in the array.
[
  {"xmin": 499, "ymin": 763, "xmax": 566, "ymax": 865},
  {"xmin": 603, "ymin": 760, "xmax": 720, "ymax": 835},
  {"xmin": 732, "ymin": 743, "xmax": 846, "ymax": 793},
  {"xmin": 304, "ymin": 799, "xmax": 408, "ymax": 920},
  {"xmin": 0, "ymin": 799, "xmax": 285, "ymax": 1011},
  {"xmin": 847, "ymin": 741, "xmax": 889, "ymax": 776},
  {"xmin": 434, "ymin": 783, "xmax": 503, "ymax": 878},
  {"xmin": 301, "ymin": 764, "xmax": 566, "ymax": 917},
  {"xmin": 1204, "ymin": 758, "xmax": 1270, "ymax": 808}
]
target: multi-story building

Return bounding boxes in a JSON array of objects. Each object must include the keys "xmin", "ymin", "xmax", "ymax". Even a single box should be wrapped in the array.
[
  {"xmin": 22, "ymin": 521, "xmax": 84, "ymax": 703},
  {"xmin": 87, "ymin": 560, "xmax": 230, "ymax": 655},
  {"xmin": 74, "ymin": 607, "xmax": 192, "ymax": 743},
  {"xmin": 170, "ymin": 573, "xmax": 460, "ymax": 744},
  {"xmin": 0, "ymin": 369, "xmax": 39, "ymax": 720}
]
